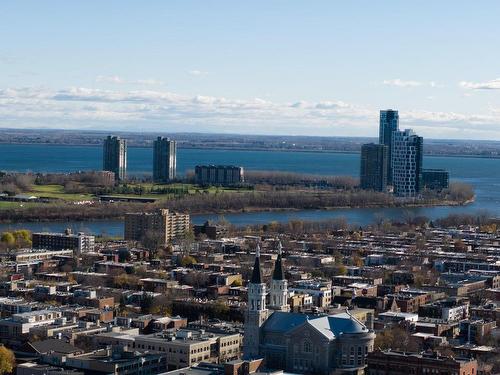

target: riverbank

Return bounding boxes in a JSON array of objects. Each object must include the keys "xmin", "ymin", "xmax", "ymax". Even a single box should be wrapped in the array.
[{"xmin": 0, "ymin": 195, "xmax": 475, "ymax": 225}]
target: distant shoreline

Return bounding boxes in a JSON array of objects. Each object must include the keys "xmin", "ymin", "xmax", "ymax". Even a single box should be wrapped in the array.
[{"xmin": 0, "ymin": 141, "xmax": 499, "ymax": 160}]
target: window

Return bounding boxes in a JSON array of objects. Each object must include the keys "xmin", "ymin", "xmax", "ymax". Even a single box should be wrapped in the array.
[{"xmin": 303, "ymin": 340, "xmax": 312, "ymax": 353}]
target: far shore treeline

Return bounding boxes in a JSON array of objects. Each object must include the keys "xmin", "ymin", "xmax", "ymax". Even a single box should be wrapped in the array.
[{"xmin": 0, "ymin": 170, "xmax": 474, "ymax": 224}]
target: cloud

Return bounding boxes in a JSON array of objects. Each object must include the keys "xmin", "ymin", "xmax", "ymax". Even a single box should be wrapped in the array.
[
  {"xmin": 460, "ymin": 78, "xmax": 500, "ymax": 90},
  {"xmin": 95, "ymin": 75, "xmax": 165, "ymax": 86},
  {"xmin": 0, "ymin": 86, "xmax": 499, "ymax": 138},
  {"xmin": 188, "ymin": 70, "xmax": 208, "ymax": 76},
  {"xmin": 383, "ymin": 79, "xmax": 443, "ymax": 88},
  {"xmin": 383, "ymin": 79, "xmax": 422, "ymax": 88},
  {"xmin": 96, "ymin": 75, "xmax": 124, "ymax": 84}
]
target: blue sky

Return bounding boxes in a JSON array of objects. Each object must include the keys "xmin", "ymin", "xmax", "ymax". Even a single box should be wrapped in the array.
[{"xmin": 1, "ymin": 1, "xmax": 500, "ymax": 139}]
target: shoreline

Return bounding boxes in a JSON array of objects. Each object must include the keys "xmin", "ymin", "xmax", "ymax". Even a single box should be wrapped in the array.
[
  {"xmin": 0, "ymin": 142, "xmax": 499, "ymax": 160},
  {"xmin": 0, "ymin": 197, "xmax": 475, "ymax": 225}
]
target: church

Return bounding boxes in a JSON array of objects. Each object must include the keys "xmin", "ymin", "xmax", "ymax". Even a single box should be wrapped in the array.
[{"xmin": 243, "ymin": 244, "xmax": 376, "ymax": 375}]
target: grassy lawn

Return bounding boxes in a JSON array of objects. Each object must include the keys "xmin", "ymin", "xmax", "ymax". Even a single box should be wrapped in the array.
[
  {"xmin": 0, "ymin": 201, "xmax": 40, "ymax": 209},
  {"xmin": 0, "ymin": 183, "xmax": 253, "ymax": 210},
  {"xmin": 29, "ymin": 184, "xmax": 94, "ymax": 201}
]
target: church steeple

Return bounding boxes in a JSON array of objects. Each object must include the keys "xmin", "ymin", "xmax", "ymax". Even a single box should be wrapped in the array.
[
  {"xmin": 243, "ymin": 243, "xmax": 268, "ymax": 359},
  {"xmin": 269, "ymin": 241, "xmax": 290, "ymax": 312},
  {"xmin": 250, "ymin": 243, "xmax": 263, "ymax": 284},
  {"xmin": 272, "ymin": 242, "xmax": 285, "ymax": 281}
]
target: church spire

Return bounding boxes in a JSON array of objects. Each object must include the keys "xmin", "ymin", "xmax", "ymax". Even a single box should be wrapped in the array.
[
  {"xmin": 250, "ymin": 243, "xmax": 263, "ymax": 284},
  {"xmin": 269, "ymin": 241, "xmax": 290, "ymax": 312},
  {"xmin": 272, "ymin": 241, "xmax": 285, "ymax": 280}
]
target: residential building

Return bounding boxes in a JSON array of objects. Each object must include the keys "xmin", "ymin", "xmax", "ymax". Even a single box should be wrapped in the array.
[
  {"xmin": 391, "ymin": 129, "xmax": 423, "ymax": 197},
  {"xmin": 153, "ymin": 137, "xmax": 177, "ymax": 182},
  {"xmin": 32, "ymin": 229, "xmax": 95, "ymax": 253},
  {"xmin": 13, "ymin": 249, "xmax": 74, "ymax": 263},
  {"xmin": 103, "ymin": 135, "xmax": 127, "ymax": 181},
  {"xmin": 193, "ymin": 221, "xmax": 221, "ymax": 240},
  {"xmin": 379, "ymin": 109, "xmax": 399, "ymax": 184},
  {"xmin": 366, "ymin": 350, "xmax": 477, "ymax": 375},
  {"xmin": 94, "ymin": 328, "xmax": 241, "ymax": 371},
  {"xmin": 124, "ymin": 209, "xmax": 190, "ymax": 245},
  {"xmin": 195, "ymin": 165, "xmax": 244, "ymax": 186},
  {"xmin": 65, "ymin": 347, "xmax": 168, "ymax": 374},
  {"xmin": 0, "ymin": 309, "xmax": 63, "ymax": 346},
  {"xmin": 360, "ymin": 143, "xmax": 388, "ymax": 192},
  {"xmin": 422, "ymin": 169, "xmax": 449, "ymax": 190},
  {"xmin": 290, "ymin": 279, "xmax": 332, "ymax": 308}
]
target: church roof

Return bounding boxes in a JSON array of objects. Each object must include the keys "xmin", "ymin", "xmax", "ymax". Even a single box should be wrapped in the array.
[
  {"xmin": 262, "ymin": 311, "xmax": 309, "ymax": 332},
  {"xmin": 262, "ymin": 311, "xmax": 368, "ymax": 340}
]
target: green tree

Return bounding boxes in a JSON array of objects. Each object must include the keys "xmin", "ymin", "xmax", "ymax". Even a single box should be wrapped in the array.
[
  {"xmin": 231, "ymin": 279, "xmax": 243, "ymax": 287},
  {"xmin": 0, "ymin": 345, "xmax": 15, "ymax": 375},
  {"xmin": 336, "ymin": 265, "xmax": 347, "ymax": 276},
  {"xmin": 13, "ymin": 230, "xmax": 31, "ymax": 243},
  {"xmin": 180, "ymin": 255, "xmax": 197, "ymax": 267},
  {"xmin": 0, "ymin": 233, "xmax": 15, "ymax": 246}
]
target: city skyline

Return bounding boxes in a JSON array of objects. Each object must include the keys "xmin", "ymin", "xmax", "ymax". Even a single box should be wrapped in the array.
[{"xmin": 1, "ymin": 1, "xmax": 500, "ymax": 140}]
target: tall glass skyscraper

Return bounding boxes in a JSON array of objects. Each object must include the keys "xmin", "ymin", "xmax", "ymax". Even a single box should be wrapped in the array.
[
  {"xmin": 379, "ymin": 109, "xmax": 399, "ymax": 184},
  {"xmin": 103, "ymin": 136, "xmax": 127, "ymax": 181},
  {"xmin": 153, "ymin": 137, "xmax": 177, "ymax": 182},
  {"xmin": 360, "ymin": 143, "xmax": 388, "ymax": 192}
]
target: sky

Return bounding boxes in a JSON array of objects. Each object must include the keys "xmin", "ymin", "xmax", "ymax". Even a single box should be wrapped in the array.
[{"xmin": 1, "ymin": 1, "xmax": 500, "ymax": 140}]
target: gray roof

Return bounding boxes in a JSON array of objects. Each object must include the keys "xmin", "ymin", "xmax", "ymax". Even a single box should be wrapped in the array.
[
  {"xmin": 29, "ymin": 339, "xmax": 81, "ymax": 354},
  {"xmin": 262, "ymin": 312, "xmax": 367, "ymax": 340}
]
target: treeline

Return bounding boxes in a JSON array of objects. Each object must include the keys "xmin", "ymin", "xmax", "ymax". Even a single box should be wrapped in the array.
[
  {"xmin": 0, "ymin": 173, "xmax": 34, "ymax": 195},
  {"xmin": 0, "ymin": 182, "xmax": 475, "ymax": 224},
  {"xmin": 35, "ymin": 171, "xmax": 114, "ymax": 187},
  {"xmin": 243, "ymin": 170, "xmax": 359, "ymax": 189},
  {"xmin": 435, "ymin": 211, "xmax": 498, "ymax": 227},
  {"xmin": 157, "ymin": 189, "xmax": 395, "ymax": 212},
  {"xmin": 0, "ymin": 202, "xmax": 146, "ymax": 223}
]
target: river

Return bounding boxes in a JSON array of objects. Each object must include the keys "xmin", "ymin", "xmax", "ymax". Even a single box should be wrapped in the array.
[{"xmin": 0, "ymin": 143, "xmax": 499, "ymax": 236}]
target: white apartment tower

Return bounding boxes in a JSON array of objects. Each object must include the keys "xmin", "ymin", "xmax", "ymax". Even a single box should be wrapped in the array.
[{"xmin": 391, "ymin": 129, "xmax": 423, "ymax": 197}]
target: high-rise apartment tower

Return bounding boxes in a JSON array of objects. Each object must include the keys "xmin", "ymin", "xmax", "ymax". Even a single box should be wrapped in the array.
[
  {"xmin": 391, "ymin": 129, "xmax": 423, "ymax": 197},
  {"xmin": 379, "ymin": 109, "xmax": 399, "ymax": 183},
  {"xmin": 103, "ymin": 136, "xmax": 127, "ymax": 181},
  {"xmin": 360, "ymin": 143, "xmax": 388, "ymax": 192},
  {"xmin": 153, "ymin": 137, "xmax": 177, "ymax": 182}
]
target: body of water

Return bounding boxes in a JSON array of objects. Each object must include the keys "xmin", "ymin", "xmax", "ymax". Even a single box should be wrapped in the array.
[{"xmin": 0, "ymin": 143, "xmax": 499, "ymax": 235}]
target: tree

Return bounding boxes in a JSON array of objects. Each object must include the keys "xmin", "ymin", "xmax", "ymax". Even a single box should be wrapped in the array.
[
  {"xmin": 351, "ymin": 253, "xmax": 364, "ymax": 267},
  {"xmin": 374, "ymin": 327, "xmax": 419, "ymax": 352},
  {"xmin": 180, "ymin": 255, "xmax": 197, "ymax": 267},
  {"xmin": 140, "ymin": 230, "xmax": 165, "ymax": 255},
  {"xmin": 231, "ymin": 279, "xmax": 243, "ymax": 287},
  {"xmin": 140, "ymin": 293, "xmax": 155, "ymax": 314},
  {"xmin": 0, "ymin": 233, "xmax": 15, "ymax": 246},
  {"xmin": 0, "ymin": 345, "xmax": 15, "ymax": 375},
  {"xmin": 335, "ymin": 265, "xmax": 347, "ymax": 276}
]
